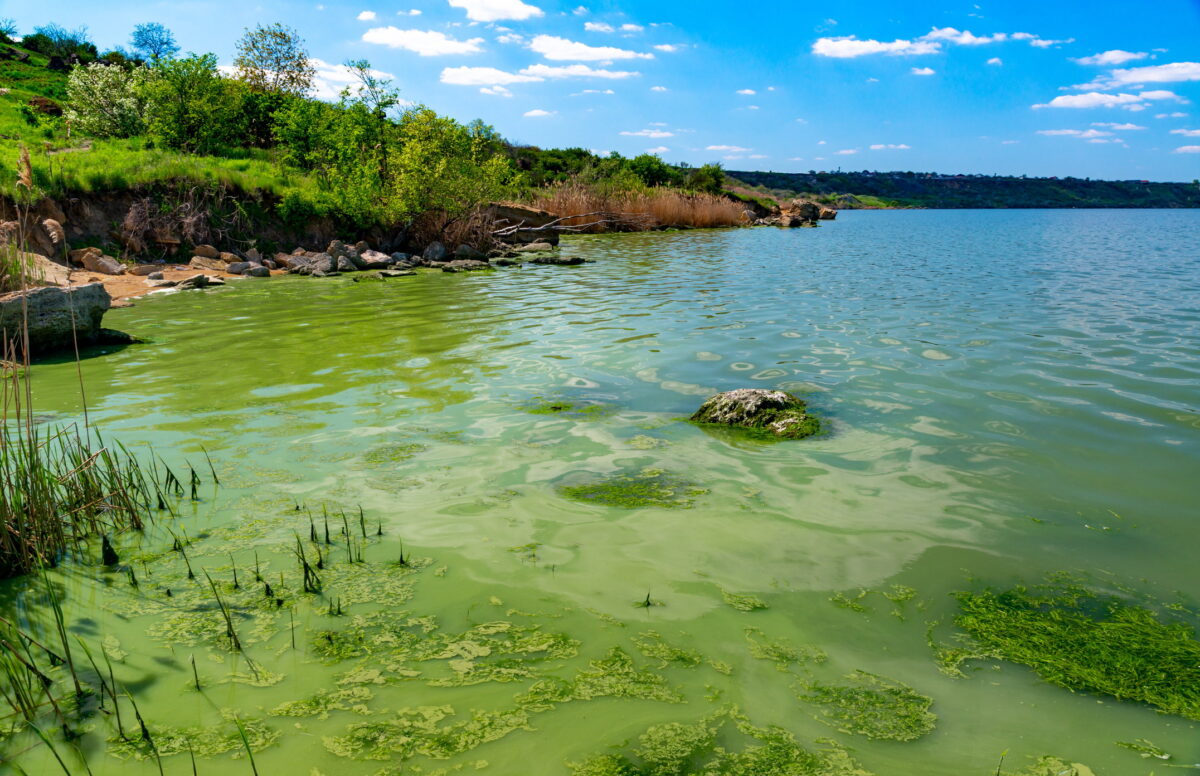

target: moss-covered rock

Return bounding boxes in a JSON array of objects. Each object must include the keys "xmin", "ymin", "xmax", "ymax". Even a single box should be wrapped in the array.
[{"xmin": 690, "ymin": 389, "xmax": 819, "ymax": 439}]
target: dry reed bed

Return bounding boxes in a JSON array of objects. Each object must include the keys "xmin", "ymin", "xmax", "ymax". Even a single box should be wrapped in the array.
[{"xmin": 530, "ymin": 184, "xmax": 750, "ymax": 232}]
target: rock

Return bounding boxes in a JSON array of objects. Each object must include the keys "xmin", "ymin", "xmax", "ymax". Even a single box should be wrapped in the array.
[
  {"xmin": 245, "ymin": 266, "xmax": 271, "ymax": 278},
  {"xmin": 354, "ymin": 241, "xmax": 370, "ymax": 254},
  {"xmin": 310, "ymin": 270, "xmax": 339, "ymax": 278},
  {"xmin": 147, "ymin": 271, "xmax": 164, "ymax": 280},
  {"xmin": 358, "ymin": 250, "xmax": 394, "ymax": 269},
  {"xmin": 336, "ymin": 255, "xmax": 357, "ymax": 273},
  {"xmin": 14, "ymin": 252, "xmax": 71, "ymax": 287},
  {"xmin": 440, "ymin": 260, "xmax": 492, "ymax": 273},
  {"xmin": 818, "ymin": 206, "xmax": 837, "ymax": 220},
  {"xmin": 225, "ymin": 262, "xmax": 252, "ymax": 275},
  {"xmin": 514, "ymin": 241, "xmax": 556, "ymax": 253},
  {"xmin": 0, "ymin": 283, "xmax": 111, "ymax": 358},
  {"xmin": 82, "ymin": 251, "xmax": 125, "ymax": 275},
  {"xmin": 454, "ymin": 244, "xmax": 486, "ymax": 261},
  {"xmin": 177, "ymin": 274, "xmax": 225, "ymax": 290},
  {"xmin": 129, "ymin": 264, "xmax": 162, "ymax": 276},
  {"xmin": 493, "ymin": 258, "xmax": 523, "ymax": 267},
  {"xmin": 277, "ymin": 253, "xmax": 313, "ymax": 271},
  {"xmin": 531, "ymin": 255, "xmax": 585, "ymax": 266},
  {"xmin": 146, "ymin": 278, "xmax": 177, "ymax": 288},
  {"xmin": 379, "ymin": 269, "xmax": 416, "ymax": 278},
  {"xmin": 423, "ymin": 242, "xmax": 447, "ymax": 263},
  {"xmin": 68, "ymin": 247, "xmax": 101, "ymax": 267},
  {"xmin": 263, "ymin": 260, "xmax": 277, "ymax": 270},
  {"xmin": 690, "ymin": 389, "xmax": 820, "ymax": 439},
  {"xmin": 189, "ymin": 256, "xmax": 226, "ymax": 272},
  {"xmin": 244, "ymin": 248, "xmax": 263, "ymax": 263},
  {"xmin": 328, "ymin": 240, "xmax": 363, "ymax": 267},
  {"xmin": 193, "ymin": 244, "xmax": 220, "ymax": 259},
  {"xmin": 218, "ymin": 252, "xmax": 240, "ymax": 264}
]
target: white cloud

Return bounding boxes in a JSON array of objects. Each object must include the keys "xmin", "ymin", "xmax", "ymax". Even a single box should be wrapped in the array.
[
  {"xmin": 497, "ymin": 33, "xmax": 525, "ymax": 44},
  {"xmin": 748, "ymin": 154, "xmax": 768, "ymax": 159},
  {"xmin": 363, "ymin": 27, "xmax": 485, "ymax": 55},
  {"xmin": 1092, "ymin": 122, "xmax": 1146, "ymax": 130},
  {"xmin": 869, "ymin": 143, "xmax": 911, "ymax": 150},
  {"xmin": 653, "ymin": 44, "xmax": 683, "ymax": 53},
  {"xmin": 646, "ymin": 146, "xmax": 670, "ymax": 153},
  {"xmin": 1175, "ymin": 145, "xmax": 1200, "ymax": 153},
  {"xmin": 521, "ymin": 63, "xmax": 639, "ymax": 79},
  {"xmin": 1073, "ymin": 49, "xmax": 1148, "ymax": 66},
  {"xmin": 447, "ymin": 0, "xmax": 543, "ymax": 22},
  {"xmin": 480, "ymin": 85, "xmax": 512, "ymax": 96},
  {"xmin": 524, "ymin": 109, "xmax": 555, "ymax": 117},
  {"xmin": 1171, "ymin": 128, "xmax": 1200, "ymax": 136},
  {"xmin": 1100, "ymin": 61, "xmax": 1200, "ymax": 87},
  {"xmin": 584, "ymin": 22, "xmax": 613, "ymax": 32},
  {"xmin": 736, "ymin": 89, "xmax": 756, "ymax": 95},
  {"xmin": 1033, "ymin": 90, "xmax": 1184, "ymax": 109},
  {"xmin": 650, "ymin": 85, "xmax": 668, "ymax": 92},
  {"xmin": 573, "ymin": 5, "xmax": 588, "ymax": 15},
  {"xmin": 1029, "ymin": 37, "xmax": 1074, "ymax": 48},
  {"xmin": 397, "ymin": 9, "xmax": 422, "ymax": 15},
  {"xmin": 987, "ymin": 57, "xmax": 1002, "ymax": 66},
  {"xmin": 621, "ymin": 24, "xmax": 643, "ymax": 32},
  {"xmin": 1156, "ymin": 112, "xmax": 1188, "ymax": 118},
  {"xmin": 921, "ymin": 27, "xmax": 1006, "ymax": 45},
  {"xmin": 357, "ymin": 10, "xmax": 377, "ymax": 20},
  {"xmin": 621, "ymin": 129, "xmax": 674, "ymax": 138},
  {"xmin": 572, "ymin": 88, "xmax": 615, "ymax": 95},
  {"xmin": 441, "ymin": 66, "xmax": 542, "ymax": 85},
  {"xmin": 529, "ymin": 34, "xmax": 653, "ymax": 61},
  {"xmin": 836, "ymin": 148, "xmax": 859, "ymax": 155},
  {"xmin": 812, "ymin": 36, "xmax": 940, "ymax": 58},
  {"xmin": 707, "ymin": 145, "xmax": 749, "ymax": 152},
  {"xmin": 1037, "ymin": 128, "xmax": 1112, "ymax": 138},
  {"xmin": 911, "ymin": 67, "xmax": 936, "ymax": 76},
  {"xmin": 1001, "ymin": 140, "xmax": 1019, "ymax": 144},
  {"xmin": 310, "ymin": 58, "xmax": 397, "ymax": 101}
]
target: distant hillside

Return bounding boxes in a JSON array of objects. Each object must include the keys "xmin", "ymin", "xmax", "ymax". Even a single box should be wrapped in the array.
[{"xmin": 726, "ymin": 170, "xmax": 1200, "ymax": 209}]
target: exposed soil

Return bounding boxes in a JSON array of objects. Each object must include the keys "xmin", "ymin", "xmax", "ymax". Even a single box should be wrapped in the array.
[{"xmin": 68, "ymin": 266, "xmax": 286, "ymax": 306}]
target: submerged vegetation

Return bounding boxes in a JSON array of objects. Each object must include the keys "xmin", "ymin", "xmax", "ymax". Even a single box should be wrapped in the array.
[
  {"xmin": 795, "ymin": 671, "xmax": 936, "ymax": 742},
  {"xmin": 942, "ymin": 580, "xmax": 1200, "ymax": 720},
  {"xmin": 558, "ymin": 468, "xmax": 709, "ymax": 509}
]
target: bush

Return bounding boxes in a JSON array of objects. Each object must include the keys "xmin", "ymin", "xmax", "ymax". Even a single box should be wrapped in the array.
[
  {"xmin": 686, "ymin": 163, "xmax": 725, "ymax": 195},
  {"xmin": 629, "ymin": 153, "xmax": 681, "ymax": 188},
  {"xmin": 65, "ymin": 62, "xmax": 153, "ymax": 138},
  {"xmin": 23, "ymin": 24, "xmax": 97, "ymax": 60},
  {"xmin": 143, "ymin": 53, "xmax": 235, "ymax": 153}
]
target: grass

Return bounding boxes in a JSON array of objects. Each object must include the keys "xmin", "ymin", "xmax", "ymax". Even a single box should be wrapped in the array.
[{"xmin": 949, "ymin": 582, "xmax": 1200, "ymax": 720}]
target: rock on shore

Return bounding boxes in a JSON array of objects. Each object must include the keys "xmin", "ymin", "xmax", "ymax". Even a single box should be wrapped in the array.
[{"xmin": 0, "ymin": 283, "xmax": 113, "ymax": 359}]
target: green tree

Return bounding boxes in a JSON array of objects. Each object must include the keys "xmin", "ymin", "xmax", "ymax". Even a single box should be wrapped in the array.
[
  {"xmin": 686, "ymin": 163, "xmax": 725, "ymax": 195},
  {"xmin": 629, "ymin": 153, "xmax": 680, "ymax": 187},
  {"xmin": 144, "ymin": 53, "xmax": 232, "ymax": 153},
  {"xmin": 234, "ymin": 23, "xmax": 315, "ymax": 96},
  {"xmin": 65, "ymin": 62, "xmax": 153, "ymax": 138},
  {"xmin": 0, "ymin": 18, "xmax": 17, "ymax": 44},
  {"xmin": 130, "ymin": 23, "xmax": 179, "ymax": 62},
  {"xmin": 23, "ymin": 24, "xmax": 97, "ymax": 60}
]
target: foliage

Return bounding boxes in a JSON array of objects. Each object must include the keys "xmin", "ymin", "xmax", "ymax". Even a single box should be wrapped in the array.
[
  {"xmin": 629, "ymin": 154, "xmax": 682, "ymax": 188},
  {"xmin": 22, "ymin": 24, "xmax": 98, "ymax": 60},
  {"xmin": 143, "ymin": 53, "xmax": 234, "ymax": 153},
  {"xmin": 951, "ymin": 582, "xmax": 1200, "ymax": 719},
  {"xmin": 129, "ymin": 22, "xmax": 179, "ymax": 62},
  {"xmin": 0, "ymin": 17, "xmax": 16, "ymax": 43},
  {"xmin": 65, "ymin": 62, "xmax": 153, "ymax": 138},
  {"xmin": 234, "ymin": 22, "xmax": 315, "ymax": 96},
  {"xmin": 685, "ymin": 163, "xmax": 726, "ymax": 195}
]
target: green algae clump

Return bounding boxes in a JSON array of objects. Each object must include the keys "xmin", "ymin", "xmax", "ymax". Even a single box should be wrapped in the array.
[
  {"xmin": 690, "ymin": 389, "xmax": 820, "ymax": 440},
  {"xmin": 559, "ymin": 468, "xmax": 708, "ymax": 509},
  {"xmin": 796, "ymin": 671, "xmax": 936, "ymax": 742},
  {"xmin": 525, "ymin": 397, "xmax": 614, "ymax": 420},
  {"xmin": 1004, "ymin": 756, "xmax": 1096, "ymax": 776},
  {"xmin": 951, "ymin": 584, "xmax": 1200, "ymax": 720},
  {"xmin": 721, "ymin": 589, "xmax": 767, "ymax": 612}
]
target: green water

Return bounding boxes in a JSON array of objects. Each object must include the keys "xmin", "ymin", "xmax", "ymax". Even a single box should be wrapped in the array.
[{"xmin": 7, "ymin": 210, "xmax": 1200, "ymax": 774}]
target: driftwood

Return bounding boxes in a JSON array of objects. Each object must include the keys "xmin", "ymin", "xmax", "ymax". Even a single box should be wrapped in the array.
[{"xmin": 492, "ymin": 210, "xmax": 653, "ymax": 236}]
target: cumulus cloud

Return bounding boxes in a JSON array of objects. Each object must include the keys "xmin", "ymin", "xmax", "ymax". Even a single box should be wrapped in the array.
[
  {"xmin": 920, "ymin": 27, "xmax": 1006, "ymax": 45},
  {"xmin": 448, "ymin": 0, "xmax": 543, "ymax": 22},
  {"xmin": 1175, "ymin": 145, "xmax": 1200, "ymax": 153},
  {"xmin": 362, "ymin": 27, "xmax": 484, "ymax": 55},
  {"xmin": 1033, "ymin": 90, "xmax": 1184, "ymax": 110},
  {"xmin": 736, "ymin": 89, "xmax": 756, "ymax": 95},
  {"xmin": 1098, "ymin": 61, "xmax": 1200, "ymax": 87},
  {"xmin": 836, "ymin": 149, "xmax": 859, "ymax": 155},
  {"xmin": 987, "ymin": 57, "xmax": 1003, "ymax": 66},
  {"xmin": 522, "ymin": 63, "xmax": 639, "ymax": 79},
  {"xmin": 479, "ymin": 85, "xmax": 512, "ymax": 96},
  {"xmin": 310, "ymin": 58, "xmax": 397, "ymax": 101},
  {"xmin": 524, "ymin": 109, "xmax": 555, "ymax": 117},
  {"xmin": 1092, "ymin": 122, "xmax": 1146, "ymax": 130},
  {"xmin": 621, "ymin": 129, "xmax": 674, "ymax": 138},
  {"xmin": 1171, "ymin": 128, "xmax": 1200, "ymax": 136},
  {"xmin": 1037, "ymin": 128, "xmax": 1112, "ymax": 138},
  {"xmin": 1156, "ymin": 112, "xmax": 1188, "ymax": 118},
  {"xmin": 397, "ymin": 9, "xmax": 422, "ymax": 15},
  {"xmin": 357, "ymin": 10, "xmax": 377, "ymax": 20},
  {"xmin": 646, "ymin": 146, "xmax": 670, "ymax": 153},
  {"xmin": 869, "ymin": 143, "xmax": 911, "ymax": 150},
  {"xmin": 584, "ymin": 22, "xmax": 613, "ymax": 32},
  {"xmin": 707, "ymin": 145, "xmax": 750, "ymax": 152},
  {"xmin": 441, "ymin": 66, "xmax": 542, "ymax": 85},
  {"xmin": 911, "ymin": 67, "xmax": 936, "ymax": 76},
  {"xmin": 650, "ymin": 85, "xmax": 668, "ymax": 92},
  {"xmin": 812, "ymin": 36, "xmax": 940, "ymax": 58},
  {"xmin": 529, "ymin": 34, "xmax": 653, "ymax": 61},
  {"xmin": 653, "ymin": 44, "xmax": 683, "ymax": 53},
  {"xmin": 1073, "ymin": 50, "xmax": 1148, "ymax": 66},
  {"xmin": 572, "ymin": 88, "xmax": 615, "ymax": 95}
]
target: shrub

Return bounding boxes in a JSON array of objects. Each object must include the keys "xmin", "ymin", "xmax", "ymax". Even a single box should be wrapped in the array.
[
  {"xmin": 23, "ymin": 24, "xmax": 97, "ymax": 60},
  {"xmin": 65, "ymin": 62, "xmax": 153, "ymax": 138},
  {"xmin": 143, "ymin": 53, "xmax": 235, "ymax": 153}
]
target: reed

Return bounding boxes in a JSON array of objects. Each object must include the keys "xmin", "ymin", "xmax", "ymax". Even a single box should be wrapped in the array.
[{"xmin": 529, "ymin": 182, "xmax": 749, "ymax": 232}]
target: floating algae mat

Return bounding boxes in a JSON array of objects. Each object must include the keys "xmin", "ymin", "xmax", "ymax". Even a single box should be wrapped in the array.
[{"xmin": 7, "ymin": 217, "xmax": 1200, "ymax": 773}]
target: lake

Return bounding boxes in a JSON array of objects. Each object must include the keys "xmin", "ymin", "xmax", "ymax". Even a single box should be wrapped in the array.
[{"xmin": 12, "ymin": 209, "xmax": 1200, "ymax": 774}]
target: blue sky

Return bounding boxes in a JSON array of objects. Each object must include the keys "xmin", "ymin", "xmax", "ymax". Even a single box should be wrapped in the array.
[{"xmin": 7, "ymin": 0, "xmax": 1200, "ymax": 180}]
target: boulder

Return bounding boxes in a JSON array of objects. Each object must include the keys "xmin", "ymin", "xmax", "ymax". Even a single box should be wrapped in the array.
[
  {"xmin": 514, "ymin": 241, "xmax": 556, "ymax": 253},
  {"xmin": 147, "ymin": 271, "xmax": 165, "ymax": 280},
  {"xmin": 129, "ymin": 264, "xmax": 162, "ymax": 276},
  {"xmin": 422, "ymin": 242, "xmax": 447, "ymax": 263},
  {"xmin": 0, "ymin": 283, "xmax": 111, "ymax": 358},
  {"xmin": 68, "ymin": 247, "xmax": 102, "ymax": 267},
  {"xmin": 335, "ymin": 255, "xmax": 357, "ymax": 273},
  {"xmin": 193, "ymin": 244, "xmax": 220, "ymax": 259},
  {"xmin": 245, "ymin": 265, "xmax": 271, "ymax": 277},
  {"xmin": 354, "ymin": 241, "xmax": 370, "ymax": 254},
  {"xmin": 453, "ymin": 244, "xmax": 487, "ymax": 261},
  {"xmin": 218, "ymin": 252, "xmax": 240, "ymax": 264},
  {"xmin": 493, "ymin": 258, "xmax": 523, "ymax": 267},
  {"xmin": 177, "ymin": 274, "xmax": 225, "ymax": 290},
  {"xmin": 189, "ymin": 256, "xmax": 226, "ymax": 272},
  {"xmin": 244, "ymin": 248, "xmax": 263, "ymax": 263},
  {"xmin": 263, "ymin": 260, "xmax": 278, "ymax": 270},
  {"xmin": 358, "ymin": 250, "xmax": 394, "ymax": 269},
  {"xmin": 440, "ymin": 260, "xmax": 492, "ymax": 273},
  {"xmin": 379, "ymin": 269, "xmax": 416, "ymax": 278},
  {"xmin": 225, "ymin": 262, "xmax": 252, "ymax": 275},
  {"xmin": 690, "ymin": 389, "xmax": 820, "ymax": 439},
  {"xmin": 82, "ymin": 251, "xmax": 124, "ymax": 276},
  {"xmin": 147, "ymin": 278, "xmax": 178, "ymax": 288},
  {"xmin": 531, "ymin": 255, "xmax": 585, "ymax": 266}
]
